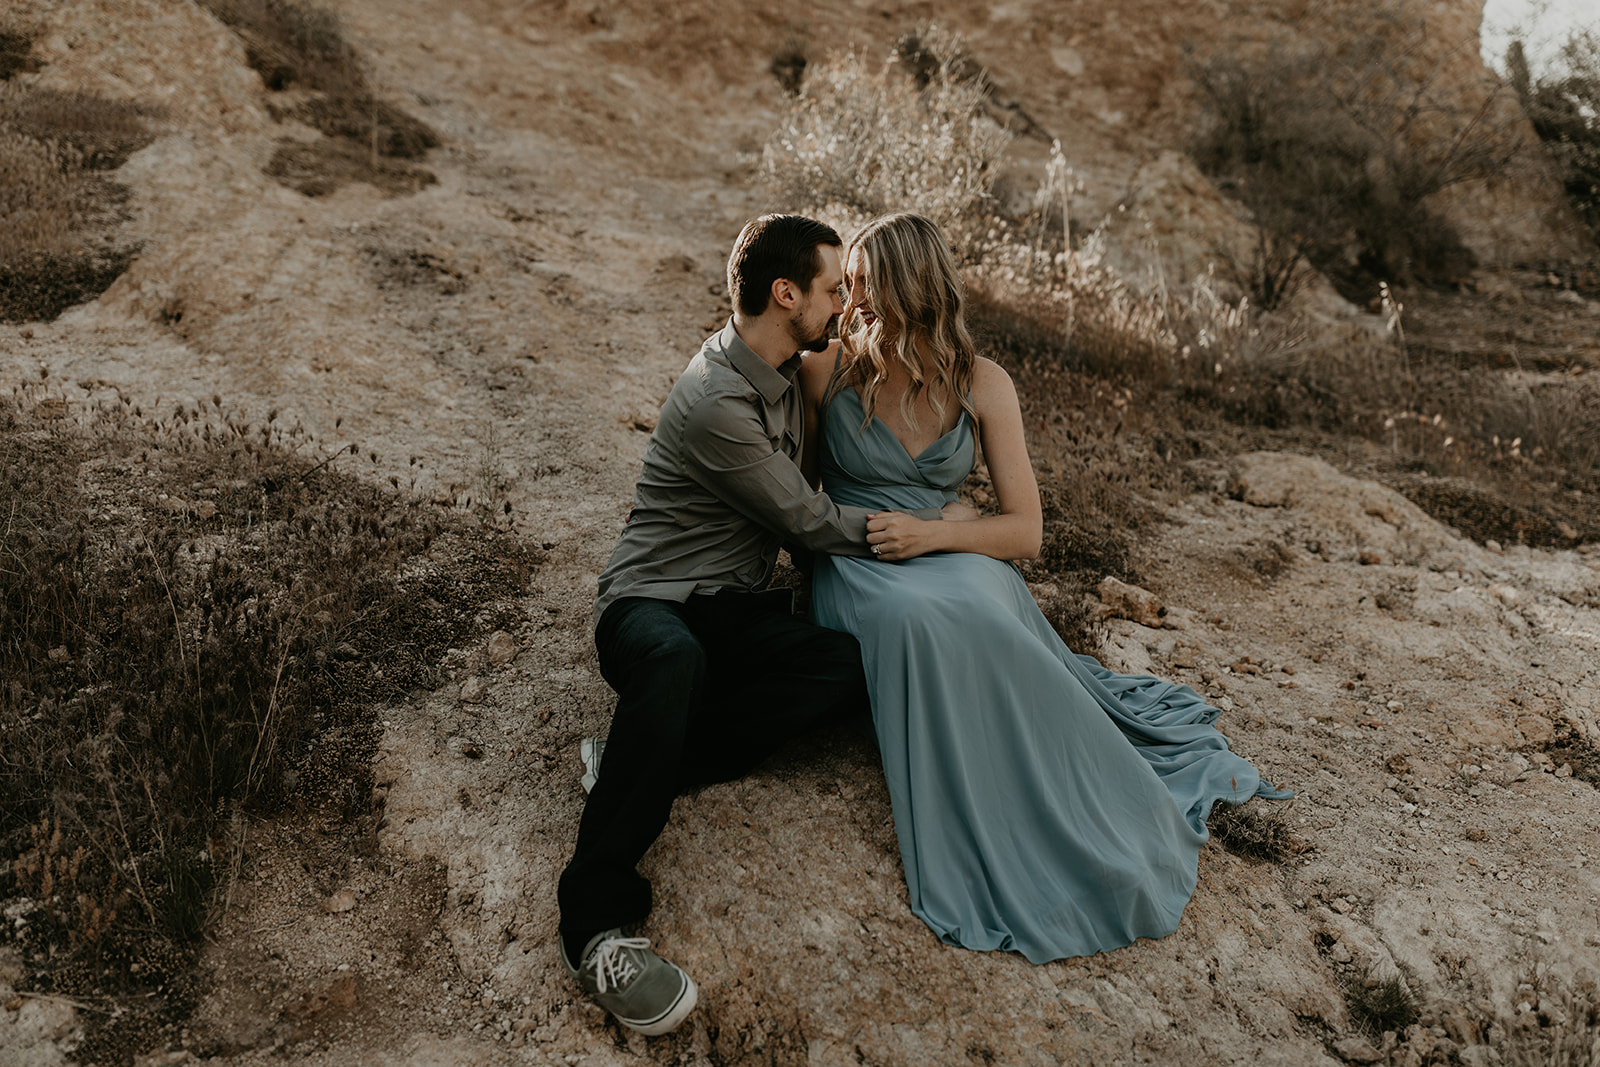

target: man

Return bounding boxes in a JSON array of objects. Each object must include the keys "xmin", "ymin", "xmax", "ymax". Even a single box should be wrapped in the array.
[{"xmin": 556, "ymin": 214, "xmax": 956, "ymax": 1034}]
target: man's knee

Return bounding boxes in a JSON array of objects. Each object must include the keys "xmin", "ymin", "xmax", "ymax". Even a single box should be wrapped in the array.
[
  {"xmin": 804, "ymin": 624, "xmax": 865, "ymax": 673},
  {"xmin": 636, "ymin": 630, "xmax": 707, "ymax": 690}
]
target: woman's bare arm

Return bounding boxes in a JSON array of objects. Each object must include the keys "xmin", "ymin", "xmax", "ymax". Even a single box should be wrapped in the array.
[
  {"xmin": 797, "ymin": 345, "xmax": 838, "ymax": 490},
  {"xmin": 866, "ymin": 358, "xmax": 1043, "ymax": 562}
]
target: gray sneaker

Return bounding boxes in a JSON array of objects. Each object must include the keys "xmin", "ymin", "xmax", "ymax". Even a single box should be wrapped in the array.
[
  {"xmin": 560, "ymin": 929, "xmax": 697, "ymax": 1035},
  {"xmin": 580, "ymin": 736, "xmax": 605, "ymax": 794}
]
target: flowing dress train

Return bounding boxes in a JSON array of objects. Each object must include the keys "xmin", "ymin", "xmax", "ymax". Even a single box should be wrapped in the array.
[{"xmin": 810, "ymin": 386, "xmax": 1290, "ymax": 963}]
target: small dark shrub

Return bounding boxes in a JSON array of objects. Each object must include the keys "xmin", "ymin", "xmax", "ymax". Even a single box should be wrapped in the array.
[
  {"xmin": 1344, "ymin": 967, "xmax": 1420, "ymax": 1039},
  {"xmin": 265, "ymin": 137, "xmax": 437, "ymax": 198},
  {"xmin": 1036, "ymin": 581, "xmax": 1105, "ymax": 660},
  {"xmin": 771, "ymin": 36, "xmax": 807, "ymax": 96},
  {"xmin": 1207, "ymin": 801, "xmax": 1298, "ymax": 863},
  {"xmin": 0, "ymin": 248, "xmax": 137, "ymax": 322}
]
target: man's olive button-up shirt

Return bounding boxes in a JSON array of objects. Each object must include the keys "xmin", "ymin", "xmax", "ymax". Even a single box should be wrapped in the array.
[{"xmin": 595, "ymin": 321, "xmax": 930, "ymax": 624}]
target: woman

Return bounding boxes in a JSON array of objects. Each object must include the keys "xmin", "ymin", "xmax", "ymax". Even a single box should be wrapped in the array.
[{"xmin": 798, "ymin": 212, "xmax": 1289, "ymax": 964}]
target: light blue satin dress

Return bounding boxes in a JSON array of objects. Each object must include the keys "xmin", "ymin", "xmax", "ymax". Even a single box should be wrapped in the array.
[{"xmin": 811, "ymin": 386, "xmax": 1290, "ymax": 963}]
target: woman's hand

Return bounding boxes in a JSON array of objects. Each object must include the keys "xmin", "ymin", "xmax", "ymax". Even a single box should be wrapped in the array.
[{"xmin": 866, "ymin": 511, "xmax": 943, "ymax": 561}]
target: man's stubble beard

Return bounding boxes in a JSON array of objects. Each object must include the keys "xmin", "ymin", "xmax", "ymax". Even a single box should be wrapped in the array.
[{"xmin": 793, "ymin": 311, "xmax": 838, "ymax": 353}]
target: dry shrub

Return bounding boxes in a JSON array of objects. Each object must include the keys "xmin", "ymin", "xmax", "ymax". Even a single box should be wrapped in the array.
[
  {"xmin": 201, "ymin": 0, "xmax": 438, "ymax": 195},
  {"xmin": 1188, "ymin": 4, "xmax": 1516, "ymax": 303},
  {"xmin": 0, "ymin": 383, "xmax": 534, "ymax": 1043},
  {"xmin": 759, "ymin": 26, "xmax": 1011, "ymax": 232},
  {"xmin": 1207, "ymin": 801, "xmax": 1298, "ymax": 864},
  {"xmin": 1510, "ymin": 30, "xmax": 1600, "ymax": 244},
  {"xmin": 1344, "ymin": 966, "xmax": 1420, "ymax": 1039}
]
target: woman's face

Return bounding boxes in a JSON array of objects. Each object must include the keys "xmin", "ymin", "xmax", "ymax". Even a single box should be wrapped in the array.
[{"xmin": 844, "ymin": 245, "xmax": 878, "ymax": 332}]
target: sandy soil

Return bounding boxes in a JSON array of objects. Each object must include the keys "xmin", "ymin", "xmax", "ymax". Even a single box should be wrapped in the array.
[{"xmin": 2, "ymin": 2, "xmax": 1598, "ymax": 1065}]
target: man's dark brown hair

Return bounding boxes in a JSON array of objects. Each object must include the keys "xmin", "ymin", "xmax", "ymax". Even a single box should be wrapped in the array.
[{"xmin": 727, "ymin": 214, "xmax": 842, "ymax": 318}]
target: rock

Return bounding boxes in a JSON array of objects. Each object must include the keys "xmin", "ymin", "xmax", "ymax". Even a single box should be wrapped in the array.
[
  {"xmin": 1554, "ymin": 763, "xmax": 1573, "ymax": 778},
  {"xmin": 322, "ymin": 889, "xmax": 357, "ymax": 914},
  {"xmin": 459, "ymin": 676, "xmax": 489, "ymax": 704},
  {"xmin": 1097, "ymin": 576, "xmax": 1165, "ymax": 628},
  {"xmin": 1334, "ymin": 1036, "xmax": 1383, "ymax": 1063},
  {"xmin": 1161, "ymin": 606, "xmax": 1197, "ymax": 630},
  {"xmin": 486, "ymin": 630, "xmax": 518, "ymax": 667},
  {"xmin": 1331, "ymin": 941, "xmax": 1353, "ymax": 963},
  {"xmin": 1516, "ymin": 714, "xmax": 1555, "ymax": 745},
  {"xmin": 1359, "ymin": 550, "xmax": 1384, "ymax": 566}
]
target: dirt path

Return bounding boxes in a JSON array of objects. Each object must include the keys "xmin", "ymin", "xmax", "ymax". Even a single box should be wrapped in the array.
[{"xmin": 2, "ymin": 2, "xmax": 1599, "ymax": 1065}]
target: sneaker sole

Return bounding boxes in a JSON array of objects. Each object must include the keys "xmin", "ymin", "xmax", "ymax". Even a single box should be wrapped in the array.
[
  {"xmin": 580, "ymin": 737, "xmax": 602, "ymax": 794},
  {"xmin": 618, "ymin": 970, "xmax": 697, "ymax": 1036}
]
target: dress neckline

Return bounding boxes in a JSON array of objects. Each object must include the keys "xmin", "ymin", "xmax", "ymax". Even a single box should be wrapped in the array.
[{"xmin": 849, "ymin": 386, "xmax": 968, "ymax": 465}]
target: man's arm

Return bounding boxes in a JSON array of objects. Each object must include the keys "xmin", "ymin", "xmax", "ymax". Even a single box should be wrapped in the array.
[{"xmin": 680, "ymin": 393, "xmax": 882, "ymax": 557}]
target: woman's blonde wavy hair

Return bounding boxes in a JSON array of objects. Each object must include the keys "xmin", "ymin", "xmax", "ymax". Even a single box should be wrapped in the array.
[{"xmin": 829, "ymin": 212, "xmax": 980, "ymax": 436}]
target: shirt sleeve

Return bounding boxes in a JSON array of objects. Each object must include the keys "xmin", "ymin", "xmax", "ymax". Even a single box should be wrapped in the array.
[{"xmin": 680, "ymin": 390, "xmax": 881, "ymax": 557}]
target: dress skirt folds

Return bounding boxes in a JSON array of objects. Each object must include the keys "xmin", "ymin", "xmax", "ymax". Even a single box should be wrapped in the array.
[{"xmin": 811, "ymin": 386, "xmax": 1290, "ymax": 963}]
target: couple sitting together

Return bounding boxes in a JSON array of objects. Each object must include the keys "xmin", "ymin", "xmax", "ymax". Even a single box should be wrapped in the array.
[{"xmin": 555, "ymin": 212, "xmax": 1288, "ymax": 1035}]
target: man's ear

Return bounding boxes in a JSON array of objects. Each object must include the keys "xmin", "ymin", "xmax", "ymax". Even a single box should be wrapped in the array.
[{"xmin": 770, "ymin": 276, "xmax": 799, "ymax": 311}]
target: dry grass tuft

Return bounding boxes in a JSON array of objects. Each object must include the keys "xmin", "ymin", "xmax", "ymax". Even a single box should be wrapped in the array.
[
  {"xmin": 0, "ymin": 84, "xmax": 155, "ymax": 321},
  {"xmin": 1207, "ymin": 801, "xmax": 1300, "ymax": 864},
  {"xmin": 759, "ymin": 26, "xmax": 1010, "ymax": 232},
  {"xmin": 0, "ymin": 383, "xmax": 535, "ymax": 1054},
  {"xmin": 1344, "ymin": 966, "xmax": 1421, "ymax": 1039}
]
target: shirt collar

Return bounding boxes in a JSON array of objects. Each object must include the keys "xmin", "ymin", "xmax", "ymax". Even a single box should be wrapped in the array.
[{"xmin": 718, "ymin": 319, "xmax": 799, "ymax": 404}]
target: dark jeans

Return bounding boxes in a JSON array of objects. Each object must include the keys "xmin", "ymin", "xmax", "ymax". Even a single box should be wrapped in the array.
[{"xmin": 556, "ymin": 590, "xmax": 868, "ymax": 934}]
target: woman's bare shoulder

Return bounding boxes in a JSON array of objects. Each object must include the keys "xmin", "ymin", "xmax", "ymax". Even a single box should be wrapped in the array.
[
  {"xmin": 799, "ymin": 343, "xmax": 841, "ymax": 403},
  {"xmin": 970, "ymin": 357, "xmax": 1018, "ymax": 408}
]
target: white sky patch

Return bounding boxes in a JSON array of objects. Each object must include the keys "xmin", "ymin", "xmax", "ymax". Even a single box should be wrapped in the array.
[{"xmin": 1482, "ymin": 0, "xmax": 1595, "ymax": 73}]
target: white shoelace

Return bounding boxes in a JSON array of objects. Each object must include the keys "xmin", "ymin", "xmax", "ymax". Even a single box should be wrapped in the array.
[{"xmin": 590, "ymin": 936, "xmax": 649, "ymax": 994}]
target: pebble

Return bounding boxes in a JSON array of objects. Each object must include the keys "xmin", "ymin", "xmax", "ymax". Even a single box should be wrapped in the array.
[
  {"xmin": 1334, "ymin": 1036, "xmax": 1382, "ymax": 1063},
  {"xmin": 460, "ymin": 676, "xmax": 489, "ymax": 704},
  {"xmin": 487, "ymin": 631, "xmax": 519, "ymax": 667},
  {"xmin": 322, "ymin": 889, "xmax": 357, "ymax": 914}
]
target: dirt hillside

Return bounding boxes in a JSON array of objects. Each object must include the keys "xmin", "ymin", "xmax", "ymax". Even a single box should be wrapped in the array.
[{"xmin": 2, "ymin": 1, "xmax": 1598, "ymax": 1065}]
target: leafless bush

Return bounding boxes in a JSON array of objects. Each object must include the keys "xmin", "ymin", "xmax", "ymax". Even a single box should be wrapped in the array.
[
  {"xmin": 1188, "ymin": 7, "xmax": 1519, "ymax": 302},
  {"xmin": 759, "ymin": 26, "xmax": 1011, "ymax": 232},
  {"xmin": 1509, "ymin": 30, "xmax": 1600, "ymax": 244}
]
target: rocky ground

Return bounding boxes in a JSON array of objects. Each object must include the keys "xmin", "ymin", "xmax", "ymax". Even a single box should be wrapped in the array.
[{"xmin": 2, "ymin": 1, "xmax": 1598, "ymax": 1065}]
